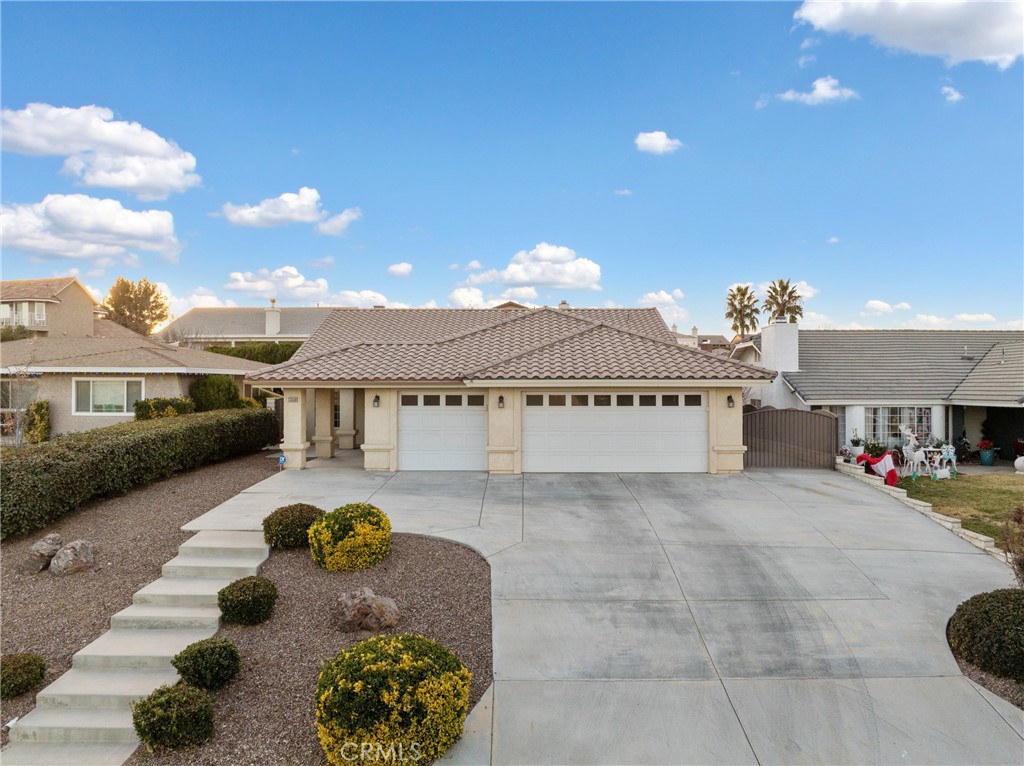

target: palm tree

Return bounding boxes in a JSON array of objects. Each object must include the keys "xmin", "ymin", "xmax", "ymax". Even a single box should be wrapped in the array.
[
  {"xmin": 725, "ymin": 284, "xmax": 760, "ymax": 337},
  {"xmin": 762, "ymin": 278, "xmax": 804, "ymax": 323}
]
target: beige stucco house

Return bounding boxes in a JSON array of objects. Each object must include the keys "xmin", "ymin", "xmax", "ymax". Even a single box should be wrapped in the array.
[
  {"xmin": 247, "ymin": 306, "xmax": 775, "ymax": 474},
  {"xmin": 0, "ymin": 277, "xmax": 267, "ymax": 437}
]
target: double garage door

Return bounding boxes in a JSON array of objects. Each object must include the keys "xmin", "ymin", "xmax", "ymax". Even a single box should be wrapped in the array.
[{"xmin": 398, "ymin": 390, "xmax": 708, "ymax": 473}]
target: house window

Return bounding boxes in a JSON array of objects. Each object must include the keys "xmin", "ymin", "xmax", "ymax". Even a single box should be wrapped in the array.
[
  {"xmin": 0, "ymin": 380, "xmax": 11, "ymax": 410},
  {"xmin": 333, "ymin": 403, "xmax": 340, "ymax": 428},
  {"xmin": 73, "ymin": 379, "xmax": 144, "ymax": 414},
  {"xmin": 865, "ymin": 406, "xmax": 931, "ymax": 448},
  {"xmin": 33, "ymin": 303, "xmax": 46, "ymax": 325}
]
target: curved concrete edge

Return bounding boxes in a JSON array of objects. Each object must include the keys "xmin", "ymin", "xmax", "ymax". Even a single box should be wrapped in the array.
[{"xmin": 439, "ymin": 684, "xmax": 493, "ymax": 765}]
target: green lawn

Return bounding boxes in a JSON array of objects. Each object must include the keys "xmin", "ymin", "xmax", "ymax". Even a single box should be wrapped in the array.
[{"xmin": 897, "ymin": 473, "xmax": 1024, "ymax": 542}]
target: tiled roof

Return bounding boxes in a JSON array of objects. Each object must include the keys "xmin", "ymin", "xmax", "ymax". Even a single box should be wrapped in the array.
[
  {"xmin": 0, "ymin": 277, "xmax": 80, "ymax": 302},
  {"xmin": 948, "ymin": 341, "xmax": 1024, "ymax": 404},
  {"xmin": 93, "ymin": 318, "xmax": 144, "ymax": 338},
  {"xmin": 0, "ymin": 337, "xmax": 269, "ymax": 373},
  {"xmin": 248, "ymin": 307, "xmax": 774, "ymax": 384},
  {"xmin": 157, "ymin": 307, "xmax": 332, "ymax": 341},
  {"xmin": 782, "ymin": 330, "xmax": 1024, "ymax": 403}
]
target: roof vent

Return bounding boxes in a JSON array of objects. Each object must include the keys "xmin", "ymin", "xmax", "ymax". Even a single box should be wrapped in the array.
[
  {"xmin": 372, "ymin": 304, "xmax": 385, "ymax": 309},
  {"xmin": 961, "ymin": 345, "xmax": 975, "ymax": 360},
  {"xmin": 557, "ymin": 300, "xmax": 570, "ymax": 309}
]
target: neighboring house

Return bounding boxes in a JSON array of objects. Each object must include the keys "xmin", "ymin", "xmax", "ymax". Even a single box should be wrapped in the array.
[
  {"xmin": 0, "ymin": 277, "xmax": 267, "ymax": 437},
  {"xmin": 247, "ymin": 305, "xmax": 775, "ymax": 473},
  {"xmin": 0, "ymin": 276, "xmax": 107, "ymax": 338},
  {"xmin": 732, "ymin": 319, "xmax": 1024, "ymax": 455},
  {"xmin": 671, "ymin": 324, "xmax": 731, "ymax": 352},
  {"xmin": 158, "ymin": 301, "xmax": 332, "ymax": 348}
]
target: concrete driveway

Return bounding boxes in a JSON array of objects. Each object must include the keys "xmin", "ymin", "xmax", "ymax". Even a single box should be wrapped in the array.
[{"xmin": 189, "ymin": 457, "xmax": 1023, "ymax": 764}]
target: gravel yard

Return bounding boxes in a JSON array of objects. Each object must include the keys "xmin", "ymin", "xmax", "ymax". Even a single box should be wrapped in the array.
[
  {"xmin": 0, "ymin": 452, "xmax": 278, "ymax": 745},
  {"xmin": 124, "ymin": 535, "xmax": 492, "ymax": 766}
]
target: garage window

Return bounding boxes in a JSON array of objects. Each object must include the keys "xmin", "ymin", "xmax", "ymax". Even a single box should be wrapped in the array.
[
  {"xmin": 616, "ymin": 394, "xmax": 634, "ymax": 406},
  {"xmin": 526, "ymin": 394, "xmax": 543, "ymax": 406},
  {"xmin": 571, "ymin": 395, "xmax": 589, "ymax": 406},
  {"xmin": 423, "ymin": 395, "xmax": 441, "ymax": 406},
  {"xmin": 594, "ymin": 394, "xmax": 611, "ymax": 406},
  {"xmin": 639, "ymin": 395, "xmax": 656, "ymax": 406},
  {"xmin": 401, "ymin": 394, "xmax": 418, "ymax": 406},
  {"xmin": 467, "ymin": 394, "xmax": 485, "ymax": 406},
  {"xmin": 684, "ymin": 394, "xmax": 702, "ymax": 407},
  {"xmin": 549, "ymin": 395, "xmax": 566, "ymax": 406},
  {"xmin": 662, "ymin": 395, "xmax": 679, "ymax": 406},
  {"xmin": 445, "ymin": 394, "xmax": 463, "ymax": 406}
]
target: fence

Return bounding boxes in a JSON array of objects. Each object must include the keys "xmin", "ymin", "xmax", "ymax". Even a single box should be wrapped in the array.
[{"xmin": 743, "ymin": 407, "xmax": 838, "ymax": 469}]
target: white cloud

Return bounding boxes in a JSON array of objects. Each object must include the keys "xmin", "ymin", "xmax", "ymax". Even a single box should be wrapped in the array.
[
  {"xmin": 1, "ymin": 103, "xmax": 200, "ymax": 200},
  {"xmin": 387, "ymin": 262, "xmax": 413, "ymax": 277},
  {"xmin": 778, "ymin": 76, "xmax": 859, "ymax": 105},
  {"xmin": 222, "ymin": 187, "xmax": 324, "ymax": 228},
  {"xmin": 329, "ymin": 289, "xmax": 390, "ymax": 308},
  {"xmin": 223, "ymin": 265, "xmax": 330, "ymax": 301},
  {"xmin": 755, "ymin": 94, "xmax": 772, "ymax": 110},
  {"xmin": 798, "ymin": 54, "xmax": 817, "ymax": 68},
  {"xmin": 156, "ymin": 284, "xmax": 237, "ymax": 327},
  {"xmin": 448, "ymin": 287, "xmax": 492, "ymax": 308},
  {"xmin": 502, "ymin": 286, "xmax": 538, "ymax": 302},
  {"xmin": 613, "ymin": 189, "xmax": 633, "ymax": 196},
  {"xmin": 465, "ymin": 260, "xmax": 482, "ymax": 271},
  {"xmin": 755, "ymin": 280, "xmax": 820, "ymax": 299},
  {"xmin": 634, "ymin": 131, "xmax": 683, "ymax": 155},
  {"xmin": 0, "ymin": 194, "xmax": 181, "ymax": 265},
  {"xmin": 448, "ymin": 263, "xmax": 460, "ymax": 270},
  {"xmin": 827, "ymin": 236, "xmax": 840, "ymax": 244},
  {"xmin": 466, "ymin": 242, "xmax": 602, "ymax": 292},
  {"xmin": 795, "ymin": 0, "xmax": 1024, "ymax": 70},
  {"xmin": 801, "ymin": 311, "xmax": 871, "ymax": 330},
  {"xmin": 316, "ymin": 207, "xmax": 362, "ymax": 236},
  {"xmin": 942, "ymin": 85, "xmax": 964, "ymax": 103},
  {"xmin": 308, "ymin": 255, "xmax": 335, "ymax": 269},
  {"xmin": 861, "ymin": 299, "xmax": 911, "ymax": 316},
  {"xmin": 906, "ymin": 313, "xmax": 953, "ymax": 328},
  {"xmin": 954, "ymin": 312, "xmax": 996, "ymax": 322},
  {"xmin": 638, "ymin": 288, "xmax": 689, "ymax": 325},
  {"xmin": 1003, "ymin": 319, "xmax": 1024, "ymax": 330},
  {"xmin": 894, "ymin": 302, "xmax": 911, "ymax": 310},
  {"xmin": 801, "ymin": 37, "xmax": 820, "ymax": 50}
]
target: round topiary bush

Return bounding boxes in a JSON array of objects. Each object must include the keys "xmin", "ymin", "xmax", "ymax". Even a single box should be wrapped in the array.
[
  {"xmin": 308, "ymin": 503, "xmax": 392, "ymax": 572},
  {"xmin": 315, "ymin": 634, "xmax": 471, "ymax": 765},
  {"xmin": 217, "ymin": 576, "xmax": 278, "ymax": 625},
  {"xmin": 171, "ymin": 638, "xmax": 241, "ymax": 690},
  {"xmin": 1, "ymin": 652, "xmax": 46, "ymax": 699},
  {"xmin": 948, "ymin": 588, "xmax": 1024, "ymax": 681},
  {"xmin": 131, "ymin": 684, "xmax": 214, "ymax": 751},
  {"xmin": 263, "ymin": 503, "xmax": 326, "ymax": 548}
]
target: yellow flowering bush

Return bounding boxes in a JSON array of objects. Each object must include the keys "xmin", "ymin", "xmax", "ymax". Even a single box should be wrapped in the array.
[
  {"xmin": 308, "ymin": 503, "xmax": 392, "ymax": 572},
  {"xmin": 315, "ymin": 634, "xmax": 471, "ymax": 765}
]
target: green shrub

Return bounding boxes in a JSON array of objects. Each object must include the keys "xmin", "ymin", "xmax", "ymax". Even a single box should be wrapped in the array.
[
  {"xmin": 134, "ymin": 397, "xmax": 196, "ymax": 421},
  {"xmin": 0, "ymin": 408, "xmax": 279, "ymax": 540},
  {"xmin": 23, "ymin": 400, "xmax": 50, "ymax": 444},
  {"xmin": 948, "ymin": 589, "xmax": 1024, "ymax": 681},
  {"xmin": 263, "ymin": 503, "xmax": 325, "ymax": 548},
  {"xmin": 171, "ymin": 638, "xmax": 241, "ymax": 690},
  {"xmin": 218, "ymin": 576, "xmax": 278, "ymax": 625},
  {"xmin": 316, "ymin": 634, "xmax": 471, "ymax": 765},
  {"xmin": 240, "ymin": 396, "xmax": 262, "ymax": 409},
  {"xmin": 189, "ymin": 375, "xmax": 243, "ymax": 412},
  {"xmin": 131, "ymin": 684, "xmax": 214, "ymax": 751},
  {"xmin": 308, "ymin": 503, "xmax": 392, "ymax": 572},
  {"xmin": 863, "ymin": 438, "xmax": 887, "ymax": 458},
  {"xmin": 1, "ymin": 652, "xmax": 46, "ymax": 699},
  {"xmin": 207, "ymin": 342, "xmax": 301, "ymax": 365}
]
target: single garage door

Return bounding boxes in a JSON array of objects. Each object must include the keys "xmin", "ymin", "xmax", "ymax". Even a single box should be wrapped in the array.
[
  {"xmin": 521, "ymin": 391, "xmax": 708, "ymax": 472},
  {"xmin": 398, "ymin": 392, "xmax": 487, "ymax": 470}
]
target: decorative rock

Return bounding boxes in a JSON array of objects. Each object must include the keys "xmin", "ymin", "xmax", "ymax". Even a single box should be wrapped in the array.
[
  {"xmin": 49, "ymin": 540, "xmax": 96, "ymax": 576},
  {"xmin": 337, "ymin": 587, "xmax": 399, "ymax": 632},
  {"xmin": 25, "ymin": 533, "xmax": 63, "ymax": 573}
]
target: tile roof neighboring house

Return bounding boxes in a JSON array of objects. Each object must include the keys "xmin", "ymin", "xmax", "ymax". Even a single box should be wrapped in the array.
[
  {"xmin": 249, "ymin": 306, "xmax": 774, "ymax": 384},
  {"xmin": 157, "ymin": 306, "xmax": 332, "ymax": 342},
  {"xmin": 0, "ymin": 276, "xmax": 81, "ymax": 302},
  {"xmin": 92, "ymin": 318, "xmax": 144, "ymax": 338},
  {"xmin": 0, "ymin": 337, "xmax": 269, "ymax": 374},
  {"xmin": 948, "ymin": 340, "xmax": 1024, "ymax": 405},
  {"xmin": 781, "ymin": 330, "xmax": 1024, "ymax": 404}
]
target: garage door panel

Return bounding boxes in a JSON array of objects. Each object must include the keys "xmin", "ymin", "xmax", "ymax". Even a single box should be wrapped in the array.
[{"xmin": 399, "ymin": 393, "xmax": 486, "ymax": 471}]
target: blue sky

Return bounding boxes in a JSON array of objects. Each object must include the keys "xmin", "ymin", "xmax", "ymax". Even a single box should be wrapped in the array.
[{"xmin": 2, "ymin": 1, "xmax": 1022, "ymax": 335}]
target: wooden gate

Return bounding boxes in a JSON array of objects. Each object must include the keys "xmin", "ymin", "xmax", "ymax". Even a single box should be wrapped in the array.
[{"xmin": 743, "ymin": 407, "xmax": 838, "ymax": 469}]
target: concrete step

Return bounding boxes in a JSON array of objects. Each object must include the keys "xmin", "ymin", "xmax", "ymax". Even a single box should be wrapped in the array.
[
  {"xmin": 161, "ymin": 554, "xmax": 263, "ymax": 579},
  {"xmin": 133, "ymin": 577, "xmax": 233, "ymax": 607},
  {"xmin": 110, "ymin": 603, "xmax": 221, "ymax": 631},
  {"xmin": 8, "ymin": 707, "xmax": 136, "ymax": 744},
  {"xmin": 0, "ymin": 742, "xmax": 140, "ymax": 765},
  {"xmin": 36, "ymin": 669, "xmax": 180, "ymax": 709},
  {"xmin": 177, "ymin": 530, "xmax": 269, "ymax": 559},
  {"xmin": 73, "ymin": 628, "xmax": 213, "ymax": 671}
]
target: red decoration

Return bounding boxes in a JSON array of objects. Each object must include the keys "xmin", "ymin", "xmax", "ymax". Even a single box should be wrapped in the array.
[{"xmin": 856, "ymin": 451, "xmax": 899, "ymax": 486}]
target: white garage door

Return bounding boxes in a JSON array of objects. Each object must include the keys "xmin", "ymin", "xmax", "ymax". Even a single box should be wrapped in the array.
[
  {"xmin": 398, "ymin": 392, "xmax": 487, "ymax": 470},
  {"xmin": 521, "ymin": 392, "xmax": 708, "ymax": 473}
]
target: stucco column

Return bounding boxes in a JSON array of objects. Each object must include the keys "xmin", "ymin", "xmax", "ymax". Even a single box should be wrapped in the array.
[
  {"xmin": 930, "ymin": 405, "xmax": 946, "ymax": 441},
  {"xmin": 710, "ymin": 387, "xmax": 746, "ymax": 473},
  {"xmin": 281, "ymin": 387, "xmax": 308, "ymax": 470},
  {"xmin": 335, "ymin": 389, "xmax": 357, "ymax": 449},
  {"xmin": 312, "ymin": 388, "xmax": 336, "ymax": 459},
  {"xmin": 845, "ymin": 405, "xmax": 866, "ymax": 446},
  {"xmin": 360, "ymin": 389, "xmax": 397, "ymax": 471},
  {"xmin": 486, "ymin": 387, "xmax": 517, "ymax": 473}
]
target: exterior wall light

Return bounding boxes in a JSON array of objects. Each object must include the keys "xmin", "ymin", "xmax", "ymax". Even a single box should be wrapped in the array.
[
  {"xmin": 372, "ymin": 395, "xmax": 380, "ymax": 408},
  {"xmin": 497, "ymin": 395, "xmax": 505, "ymax": 408},
  {"xmin": 727, "ymin": 395, "xmax": 735, "ymax": 408}
]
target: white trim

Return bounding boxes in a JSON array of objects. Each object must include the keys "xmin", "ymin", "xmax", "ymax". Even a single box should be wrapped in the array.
[
  {"xmin": 71, "ymin": 376, "xmax": 145, "ymax": 416},
  {"xmin": 463, "ymin": 378, "xmax": 772, "ymax": 388},
  {"xmin": 946, "ymin": 400, "xmax": 1024, "ymax": 408},
  {"xmin": 5, "ymin": 366, "xmax": 256, "ymax": 376}
]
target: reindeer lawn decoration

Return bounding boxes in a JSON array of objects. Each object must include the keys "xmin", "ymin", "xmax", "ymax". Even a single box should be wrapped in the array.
[{"xmin": 898, "ymin": 424, "xmax": 930, "ymax": 479}]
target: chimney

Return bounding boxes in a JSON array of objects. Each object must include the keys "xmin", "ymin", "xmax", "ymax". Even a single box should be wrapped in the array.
[
  {"xmin": 671, "ymin": 324, "xmax": 678, "ymax": 333},
  {"xmin": 265, "ymin": 298, "xmax": 281, "ymax": 336},
  {"xmin": 761, "ymin": 317, "xmax": 799, "ymax": 372},
  {"xmin": 557, "ymin": 300, "xmax": 570, "ymax": 309},
  {"xmin": 691, "ymin": 325, "xmax": 698, "ymax": 337}
]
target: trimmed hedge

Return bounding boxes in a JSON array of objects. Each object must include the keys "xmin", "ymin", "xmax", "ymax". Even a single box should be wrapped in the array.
[
  {"xmin": 23, "ymin": 400, "xmax": 51, "ymax": 444},
  {"xmin": 0, "ymin": 408, "xmax": 279, "ymax": 540},
  {"xmin": 263, "ymin": 503, "xmax": 325, "ymax": 548},
  {"xmin": 309, "ymin": 503, "xmax": 392, "ymax": 572},
  {"xmin": 207, "ymin": 342, "xmax": 301, "ymax": 365},
  {"xmin": 948, "ymin": 589, "xmax": 1024, "ymax": 682},
  {"xmin": 316, "ymin": 634, "xmax": 471, "ymax": 765},
  {"xmin": 218, "ymin": 576, "xmax": 278, "ymax": 625},
  {"xmin": 134, "ymin": 397, "xmax": 196, "ymax": 421},
  {"xmin": 189, "ymin": 375, "xmax": 242, "ymax": 412},
  {"xmin": 172, "ymin": 638, "xmax": 241, "ymax": 690},
  {"xmin": 1, "ymin": 652, "xmax": 46, "ymax": 699},
  {"xmin": 131, "ymin": 684, "xmax": 214, "ymax": 751}
]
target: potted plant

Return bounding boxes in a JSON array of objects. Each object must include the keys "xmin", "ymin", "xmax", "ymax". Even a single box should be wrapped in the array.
[
  {"xmin": 849, "ymin": 429, "xmax": 865, "ymax": 458},
  {"xmin": 978, "ymin": 439, "xmax": 998, "ymax": 467}
]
